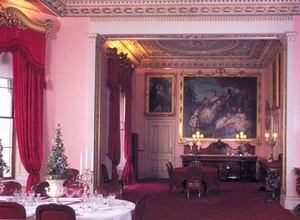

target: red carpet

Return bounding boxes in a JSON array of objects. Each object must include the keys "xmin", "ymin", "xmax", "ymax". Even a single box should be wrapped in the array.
[{"xmin": 122, "ymin": 179, "xmax": 299, "ymax": 220}]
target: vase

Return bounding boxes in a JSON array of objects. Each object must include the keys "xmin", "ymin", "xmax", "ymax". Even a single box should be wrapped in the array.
[{"xmin": 46, "ymin": 179, "xmax": 66, "ymax": 203}]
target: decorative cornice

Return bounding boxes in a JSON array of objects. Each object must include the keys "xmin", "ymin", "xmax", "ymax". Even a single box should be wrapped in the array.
[
  {"xmin": 0, "ymin": 4, "xmax": 53, "ymax": 38},
  {"xmin": 37, "ymin": 0, "xmax": 300, "ymax": 17}
]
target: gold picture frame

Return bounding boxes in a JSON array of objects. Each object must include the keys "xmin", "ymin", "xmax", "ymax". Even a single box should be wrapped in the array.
[
  {"xmin": 179, "ymin": 70, "xmax": 261, "ymax": 144},
  {"xmin": 145, "ymin": 73, "xmax": 176, "ymax": 116},
  {"xmin": 270, "ymin": 53, "xmax": 280, "ymax": 110}
]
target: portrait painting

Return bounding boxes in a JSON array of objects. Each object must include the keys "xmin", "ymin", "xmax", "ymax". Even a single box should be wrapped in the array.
[
  {"xmin": 179, "ymin": 71, "xmax": 261, "ymax": 143},
  {"xmin": 145, "ymin": 73, "xmax": 176, "ymax": 116}
]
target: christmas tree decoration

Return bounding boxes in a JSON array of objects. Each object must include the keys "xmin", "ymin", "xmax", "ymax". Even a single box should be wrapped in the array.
[
  {"xmin": 0, "ymin": 138, "xmax": 9, "ymax": 177},
  {"xmin": 46, "ymin": 124, "xmax": 70, "ymax": 180}
]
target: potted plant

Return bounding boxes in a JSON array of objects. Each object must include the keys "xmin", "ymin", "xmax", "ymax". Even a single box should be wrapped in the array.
[
  {"xmin": 45, "ymin": 124, "xmax": 70, "ymax": 203},
  {"xmin": 0, "ymin": 140, "xmax": 10, "ymax": 178}
]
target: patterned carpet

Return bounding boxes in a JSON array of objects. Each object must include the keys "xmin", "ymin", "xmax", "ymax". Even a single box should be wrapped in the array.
[{"xmin": 122, "ymin": 179, "xmax": 299, "ymax": 220}]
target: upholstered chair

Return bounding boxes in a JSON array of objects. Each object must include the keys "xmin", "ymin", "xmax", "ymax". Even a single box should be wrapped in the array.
[
  {"xmin": 35, "ymin": 203, "xmax": 76, "ymax": 220},
  {"xmin": 131, "ymin": 193, "xmax": 148, "ymax": 220},
  {"xmin": 0, "ymin": 181, "xmax": 22, "ymax": 196}
]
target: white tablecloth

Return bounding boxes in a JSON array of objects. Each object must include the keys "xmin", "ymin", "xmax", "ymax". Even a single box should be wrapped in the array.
[{"xmin": 0, "ymin": 197, "xmax": 135, "ymax": 220}]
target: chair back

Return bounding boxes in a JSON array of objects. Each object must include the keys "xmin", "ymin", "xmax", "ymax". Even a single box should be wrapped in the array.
[
  {"xmin": 0, "ymin": 201, "xmax": 26, "ymax": 219},
  {"xmin": 30, "ymin": 181, "xmax": 50, "ymax": 197},
  {"xmin": 100, "ymin": 164, "xmax": 110, "ymax": 183},
  {"xmin": 63, "ymin": 168, "xmax": 79, "ymax": 186},
  {"xmin": 64, "ymin": 184, "xmax": 84, "ymax": 198},
  {"xmin": 168, "ymin": 161, "xmax": 174, "ymax": 170},
  {"xmin": 132, "ymin": 193, "xmax": 148, "ymax": 220},
  {"xmin": 186, "ymin": 166, "xmax": 202, "ymax": 198},
  {"xmin": 0, "ymin": 181, "xmax": 22, "ymax": 196},
  {"xmin": 165, "ymin": 163, "xmax": 172, "ymax": 178},
  {"xmin": 35, "ymin": 204, "xmax": 76, "ymax": 220}
]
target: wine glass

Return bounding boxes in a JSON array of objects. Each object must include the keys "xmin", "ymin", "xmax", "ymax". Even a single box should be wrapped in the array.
[{"xmin": 108, "ymin": 192, "xmax": 116, "ymax": 206}]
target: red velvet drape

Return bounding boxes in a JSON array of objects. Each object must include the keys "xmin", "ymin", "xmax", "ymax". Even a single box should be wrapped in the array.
[
  {"xmin": 122, "ymin": 71, "xmax": 137, "ymax": 185},
  {"xmin": 0, "ymin": 25, "xmax": 46, "ymax": 191},
  {"xmin": 107, "ymin": 51, "xmax": 136, "ymax": 183},
  {"xmin": 107, "ymin": 58, "xmax": 122, "ymax": 180}
]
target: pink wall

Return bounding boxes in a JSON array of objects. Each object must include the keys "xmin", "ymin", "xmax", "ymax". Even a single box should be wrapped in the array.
[{"xmin": 42, "ymin": 17, "xmax": 90, "ymax": 179}]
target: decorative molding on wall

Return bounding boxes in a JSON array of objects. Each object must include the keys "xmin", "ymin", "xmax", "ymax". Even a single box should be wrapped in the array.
[{"xmin": 25, "ymin": 0, "xmax": 300, "ymax": 17}]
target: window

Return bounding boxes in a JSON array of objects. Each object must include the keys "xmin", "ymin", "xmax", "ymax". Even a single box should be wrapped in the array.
[{"xmin": 0, "ymin": 53, "xmax": 14, "ymax": 178}]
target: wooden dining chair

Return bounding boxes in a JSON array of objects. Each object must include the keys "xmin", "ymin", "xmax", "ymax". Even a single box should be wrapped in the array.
[
  {"xmin": 165, "ymin": 162, "xmax": 173, "ymax": 192},
  {"xmin": 186, "ymin": 166, "xmax": 202, "ymax": 198},
  {"xmin": 132, "ymin": 193, "xmax": 148, "ymax": 220},
  {"xmin": 0, "ymin": 201, "xmax": 26, "ymax": 219},
  {"xmin": 30, "ymin": 181, "xmax": 50, "ymax": 197},
  {"xmin": 35, "ymin": 203, "xmax": 76, "ymax": 220},
  {"xmin": 0, "ymin": 181, "xmax": 22, "ymax": 196},
  {"xmin": 100, "ymin": 164, "xmax": 124, "ymax": 190}
]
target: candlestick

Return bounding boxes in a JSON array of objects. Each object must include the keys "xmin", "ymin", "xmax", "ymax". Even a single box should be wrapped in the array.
[
  {"xmin": 85, "ymin": 148, "xmax": 88, "ymax": 168},
  {"xmin": 91, "ymin": 151, "xmax": 94, "ymax": 170},
  {"xmin": 79, "ymin": 152, "xmax": 82, "ymax": 175},
  {"xmin": 265, "ymin": 132, "xmax": 277, "ymax": 162},
  {"xmin": 236, "ymin": 132, "xmax": 247, "ymax": 145}
]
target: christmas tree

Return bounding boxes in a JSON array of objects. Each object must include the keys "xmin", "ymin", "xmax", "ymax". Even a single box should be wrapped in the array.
[
  {"xmin": 0, "ymin": 139, "xmax": 9, "ymax": 177},
  {"xmin": 46, "ymin": 124, "xmax": 69, "ymax": 180}
]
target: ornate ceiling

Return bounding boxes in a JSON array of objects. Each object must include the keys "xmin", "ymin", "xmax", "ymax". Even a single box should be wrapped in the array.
[{"xmin": 2, "ymin": 0, "xmax": 298, "ymax": 68}]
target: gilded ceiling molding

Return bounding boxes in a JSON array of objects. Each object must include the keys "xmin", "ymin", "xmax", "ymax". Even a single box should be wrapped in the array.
[
  {"xmin": 37, "ymin": 0, "xmax": 300, "ymax": 17},
  {"xmin": 105, "ymin": 33, "xmax": 282, "ymax": 41},
  {"xmin": 90, "ymin": 15, "xmax": 293, "ymax": 23},
  {"xmin": 0, "ymin": 4, "xmax": 53, "ymax": 38}
]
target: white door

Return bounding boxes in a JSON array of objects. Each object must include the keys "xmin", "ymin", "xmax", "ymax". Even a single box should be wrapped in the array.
[{"xmin": 146, "ymin": 120, "xmax": 174, "ymax": 178}]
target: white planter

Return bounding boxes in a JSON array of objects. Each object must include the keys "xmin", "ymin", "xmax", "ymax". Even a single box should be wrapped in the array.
[{"xmin": 46, "ymin": 179, "xmax": 66, "ymax": 203}]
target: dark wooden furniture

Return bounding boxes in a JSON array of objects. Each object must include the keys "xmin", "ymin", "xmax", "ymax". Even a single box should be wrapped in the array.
[
  {"xmin": 186, "ymin": 165, "xmax": 202, "ymax": 198},
  {"xmin": 258, "ymin": 160, "xmax": 282, "ymax": 201},
  {"xmin": 132, "ymin": 193, "xmax": 148, "ymax": 220},
  {"xmin": 170, "ymin": 166, "xmax": 219, "ymax": 195},
  {"xmin": 294, "ymin": 167, "xmax": 300, "ymax": 210},
  {"xmin": 181, "ymin": 141, "xmax": 257, "ymax": 181}
]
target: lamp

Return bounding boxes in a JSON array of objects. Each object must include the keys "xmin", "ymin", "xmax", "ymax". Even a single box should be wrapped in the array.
[
  {"xmin": 235, "ymin": 131, "xmax": 247, "ymax": 145},
  {"xmin": 264, "ymin": 132, "xmax": 277, "ymax": 162},
  {"xmin": 192, "ymin": 131, "xmax": 204, "ymax": 152}
]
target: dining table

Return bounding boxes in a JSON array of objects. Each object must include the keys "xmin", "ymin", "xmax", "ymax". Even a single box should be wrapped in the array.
[
  {"xmin": 0, "ymin": 196, "xmax": 135, "ymax": 220},
  {"xmin": 170, "ymin": 166, "xmax": 219, "ymax": 194}
]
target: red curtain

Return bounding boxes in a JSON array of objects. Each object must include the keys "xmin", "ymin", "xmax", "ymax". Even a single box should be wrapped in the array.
[
  {"xmin": 0, "ymin": 25, "xmax": 46, "ymax": 191},
  {"xmin": 107, "ymin": 57, "xmax": 122, "ymax": 180},
  {"xmin": 107, "ymin": 49, "xmax": 136, "ymax": 183},
  {"xmin": 121, "ymin": 68, "xmax": 137, "ymax": 184}
]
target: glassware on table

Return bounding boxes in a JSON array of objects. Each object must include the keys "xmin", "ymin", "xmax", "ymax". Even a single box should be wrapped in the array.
[{"xmin": 108, "ymin": 192, "xmax": 116, "ymax": 206}]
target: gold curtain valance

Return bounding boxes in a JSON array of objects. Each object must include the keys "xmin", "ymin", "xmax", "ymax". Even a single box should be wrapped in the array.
[{"xmin": 0, "ymin": 4, "xmax": 53, "ymax": 38}]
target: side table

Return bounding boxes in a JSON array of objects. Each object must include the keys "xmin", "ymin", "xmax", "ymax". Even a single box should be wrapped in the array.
[{"xmin": 258, "ymin": 160, "xmax": 282, "ymax": 201}]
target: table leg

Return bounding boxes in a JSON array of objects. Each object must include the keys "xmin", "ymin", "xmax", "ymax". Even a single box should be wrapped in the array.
[{"xmin": 266, "ymin": 171, "xmax": 281, "ymax": 201}]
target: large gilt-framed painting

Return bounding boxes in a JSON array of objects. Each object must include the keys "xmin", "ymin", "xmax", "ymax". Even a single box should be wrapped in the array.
[
  {"xmin": 179, "ymin": 70, "xmax": 261, "ymax": 143},
  {"xmin": 145, "ymin": 73, "xmax": 176, "ymax": 116}
]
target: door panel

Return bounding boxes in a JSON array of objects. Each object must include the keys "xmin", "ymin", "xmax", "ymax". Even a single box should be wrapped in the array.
[{"xmin": 146, "ymin": 120, "xmax": 174, "ymax": 178}]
